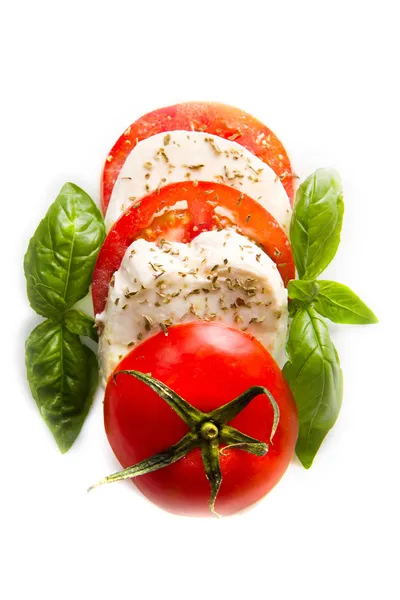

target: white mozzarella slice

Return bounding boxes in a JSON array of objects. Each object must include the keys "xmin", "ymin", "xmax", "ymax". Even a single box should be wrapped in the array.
[
  {"xmin": 105, "ymin": 131, "xmax": 291, "ymax": 233},
  {"xmin": 97, "ymin": 229, "xmax": 288, "ymax": 380}
]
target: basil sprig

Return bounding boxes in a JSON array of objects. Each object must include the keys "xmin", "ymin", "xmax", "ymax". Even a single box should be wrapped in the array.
[
  {"xmin": 285, "ymin": 169, "xmax": 377, "ymax": 468},
  {"xmin": 288, "ymin": 280, "xmax": 377, "ymax": 325},
  {"xmin": 24, "ymin": 183, "xmax": 105, "ymax": 452},
  {"xmin": 26, "ymin": 321, "xmax": 99, "ymax": 453},
  {"xmin": 283, "ymin": 307, "xmax": 343, "ymax": 468},
  {"xmin": 290, "ymin": 168, "xmax": 344, "ymax": 280}
]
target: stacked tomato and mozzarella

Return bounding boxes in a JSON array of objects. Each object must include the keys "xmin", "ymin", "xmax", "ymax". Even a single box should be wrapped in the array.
[{"xmin": 93, "ymin": 103, "xmax": 295, "ymax": 381}]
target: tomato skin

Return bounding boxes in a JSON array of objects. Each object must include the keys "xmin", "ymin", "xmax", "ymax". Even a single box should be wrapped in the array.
[
  {"xmin": 92, "ymin": 181, "xmax": 295, "ymax": 316},
  {"xmin": 104, "ymin": 322, "xmax": 298, "ymax": 517},
  {"xmin": 102, "ymin": 101, "xmax": 294, "ymax": 214}
]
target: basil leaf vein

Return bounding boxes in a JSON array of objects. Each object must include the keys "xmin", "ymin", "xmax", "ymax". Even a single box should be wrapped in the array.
[
  {"xmin": 314, "ymin": 281, "xmax": 378, "ymax": 324},
  {"xmin": 24, "ymin": 182, "xmax": 105, "ymax": 318},
  {"xmin": 283, "ymin": 306, "xmax": 343, "ymax": 468},
  {"xmin": 25, "ymin": 319, "xmax": 98, "ymax": 453},
  {"xmin": 290, "ymin": 168, "xmax": 344, "ymax": 279}
]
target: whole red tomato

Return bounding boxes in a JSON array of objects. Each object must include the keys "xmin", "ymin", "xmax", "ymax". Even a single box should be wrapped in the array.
[{"xmin": 103, "ymin": 322, "xmax": 298, "ymax": 517}]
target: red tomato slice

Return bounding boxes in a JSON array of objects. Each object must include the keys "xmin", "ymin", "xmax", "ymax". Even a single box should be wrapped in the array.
[
  {"xmin": 92, "ymin": 181, "xmax": 295, "ymax": 316},
  {"xmin": 134, "ymin": 208, "xmax": 193, "ymax": 244},
  {"xmin": 104, "ymin": 321, "xmax": 298, "ymax": 517},
  {"xmin": 102, "ymin": 102, "xmax": 295, "ymax": 214}
]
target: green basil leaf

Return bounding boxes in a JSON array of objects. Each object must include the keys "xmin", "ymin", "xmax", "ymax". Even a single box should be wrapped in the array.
[
  {"xmin": 314, "ymin": 280, "xmax": 378, "ymax": 324},
  {"xmin": 24, "ymin": 183, "xmax": 105, "ymax": 319},
  {"xmin": 283, "ymin": 306, "xmax": 343, "ymax": 468},
  {"xmin": 64, "ymin": 309, "xmax": 98, "ymax": 342},
  {"xmin": 288, "ymin": 280, "xmax": 320, "ymax": 304},
  {"xmin": 25, "ymin": 319, "xmax": 98, "ymax": 453},
  {"xmin": 288, "ymin": 300, "xmax": 301, "ymax": 318},
  {"xmin": 290, "ymin": 168, "xmax": 344, "ymax": 279}
]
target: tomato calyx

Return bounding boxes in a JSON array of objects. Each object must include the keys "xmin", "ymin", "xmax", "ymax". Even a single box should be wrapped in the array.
[{"xmin": 89, "ymin": 370, "xmax": 280, "ymax": 515}]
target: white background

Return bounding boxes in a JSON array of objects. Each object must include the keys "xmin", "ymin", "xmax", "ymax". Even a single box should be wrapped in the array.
[{"xmin": 1, "ymin": 1, "xmax": 399, "ymax": 598}]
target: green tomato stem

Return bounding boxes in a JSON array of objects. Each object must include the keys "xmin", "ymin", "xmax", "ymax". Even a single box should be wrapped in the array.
[{"xmin": 200, "ymin": 422, "xmax": 219, "ymax": 441}]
